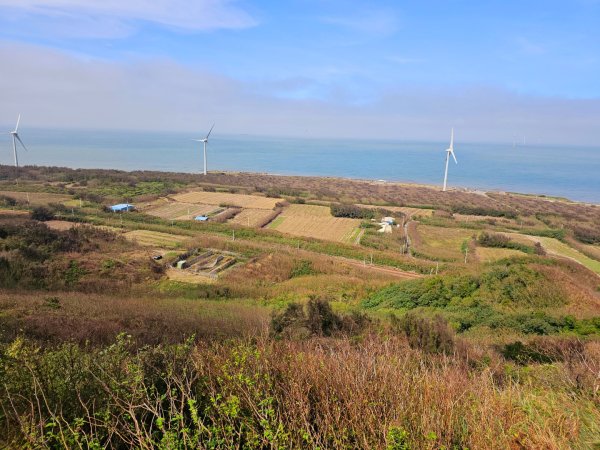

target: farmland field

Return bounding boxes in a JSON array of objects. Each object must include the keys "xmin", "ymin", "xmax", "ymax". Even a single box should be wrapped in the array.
[
  {"xmin": 475, "ymin": 247, "xmax": 524, "ymax": 262},
  {"xmin": 497, "ymin": 232, "xmax": 600, "ymax": 274},
  {"xmin": 229, "ymin": 208, "xmax": 277, "ymax": 227},
  {"xmin": 124, "ymin": 230, "xmax": 187, "ymax": 248},
  {"xmin": 144, "ymin": 201, "xmax": 218, "ymax": 220},
  {"xmin": 534, "ymin": 236, "xmax": 600, "ymax": 274},
  {"xmin": 270, "ymin": 204, "xmax": 360, "ymax": 243},
  {"xmin": 411, "ymin": 224, "xmax": 475, "ymax": 261},
  {"xmin": 358, "ymin": 204, "xmax": 434, "ymax": 218},
  {"xmin": 172, "ymin": 191, "xmax": 283, "ymax": 209},
  {"xmin": 0, "ymin": 190, "xmax": 71, "ymax": 205}
]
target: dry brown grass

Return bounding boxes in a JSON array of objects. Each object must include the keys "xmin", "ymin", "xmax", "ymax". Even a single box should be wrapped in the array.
[
  {"xmin": 172, "ymin": 190, "xmax": 283, "ymax": 209},
  {"xmin": 3, "ymin": 333, "xmax": 597, "ymax": 449},
  {"xmin": 0, "ymin": 190, "xmax": 71, "ymax": 205},
  {"xmin": 123, "ymin": 230, "xmax": 188, "ymax": 248},
  {"xmin": 143, "ymin": 200, "xmax": 218, "ymax": 220},
  {"xmin": 229, "ymin": 208, "xmax": 279, "ymax": 227},
  {"xmin": 0, "ymin": 292, "xmax": 269, "ymax": 346}
]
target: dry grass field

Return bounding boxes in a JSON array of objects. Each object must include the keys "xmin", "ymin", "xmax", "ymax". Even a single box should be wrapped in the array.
[
  {"xmin": 357, "ymin": 204, "xmax": 434, "ymax": 218},
  {"xmin": 498, "ymin": 232, "xmax": 600, "ymax": 274},
  {"xmin": 144, "ymin": 201, "xmax": 218, "ymax": 220},
  {"xmin": 124, "ymin": 230, "xmax": 187, "ymax": 248},
  {"xmin": 411, "ymin": 224, "xmax": 475, "ymax": 261},
  {"xmin": 0, "ymin": 190, "xmax": 71, "ymax": 205},
  {"xmin": 166, "ymin": 267, "xmax": 217, "ymax": 284},
  {"xmin": 475, "ymin": 247, "xmax": 524, "ymax": 262},
  {"xmin": 270, "ymin": 204, "xmax": 361, "ymax": 243},
  {"xmin": 172, "ymin": 191, "xmax": 283, "ymax": 209},
  {"xmin": 229, "ymin": 208, "xmax": 278, "ymax": 227}
]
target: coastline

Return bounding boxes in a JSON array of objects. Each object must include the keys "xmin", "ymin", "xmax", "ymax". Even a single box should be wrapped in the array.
[{"xmin": 1, "ymin": 164, "xmax": 597, "ymax": 207}]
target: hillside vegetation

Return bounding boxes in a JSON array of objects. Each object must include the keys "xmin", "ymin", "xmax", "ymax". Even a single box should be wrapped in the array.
[{"xmin": 1, "ymin": 165, "xmax": 599, "ymax": 448}]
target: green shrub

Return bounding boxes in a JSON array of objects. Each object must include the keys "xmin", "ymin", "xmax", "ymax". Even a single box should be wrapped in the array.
[
  {"xmin": 330, "ymin": 203, "xmax": 375, "ymax": 219},
  {"xmin": 290, "ymin": 260, "xmax": 315, "ymax": 278},
  {"xmin": 30, "ymin": 206, "xmax": 55, "ymax": 221},
  {"xmin": 477, "ymin": 232, "xmax": 533, "ymax": 253}
]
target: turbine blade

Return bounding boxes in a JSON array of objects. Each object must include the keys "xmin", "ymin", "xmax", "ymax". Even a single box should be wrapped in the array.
[
  {"xmin": 450, "ymin": 127, "xmax": 454, "ymax": 149},
  {"xmin": 451, "ymin": 150, "xmax": 458, "ymax": 164},
  {"xmin": 15, "ymin": 134, "xmax": 28, "ymax": 152},
  {"xmin": 15, "ymin": 114, "xmax": 21, "ymax": 133},
  {"xmin": 205, "ymin": 123, "xmax": 215, "ymax": 140}
]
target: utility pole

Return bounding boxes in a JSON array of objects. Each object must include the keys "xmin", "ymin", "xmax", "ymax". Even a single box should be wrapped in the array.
[
  {"xmin": 232, "ymin": 230, "xmax": 235, "ymax": 241},
  {"xmin": 464, "ymin": 247, "xmax": 468, "ymax": 264}
]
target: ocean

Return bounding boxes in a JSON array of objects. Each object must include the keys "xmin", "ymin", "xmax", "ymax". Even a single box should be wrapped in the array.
[{"xmin": 1, "ymin": 128, "xmax": 598, "ymax": 203}]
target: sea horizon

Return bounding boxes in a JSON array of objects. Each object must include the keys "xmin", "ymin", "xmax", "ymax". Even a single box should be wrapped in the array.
[{"xmin": 1, "ymin": 127, "xmax": 598, "ymax": 204}]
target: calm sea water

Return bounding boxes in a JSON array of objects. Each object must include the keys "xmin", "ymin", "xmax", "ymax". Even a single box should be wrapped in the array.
[{"xmin": 0, "ymin": 128, "xmax": 598, "ymax": 203}]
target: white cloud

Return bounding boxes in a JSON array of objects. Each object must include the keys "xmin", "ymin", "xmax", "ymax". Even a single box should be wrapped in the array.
[
  {"xmin": 321, "ymin": 10, "xmax": 399, "ymax": 36},
  {"xmin": 0, "ymin": 0, "xmax": 256, "ymax": 36},
  {"xmin": 0, "ymin": 42, "xmax": 598, "ymax": 145}
]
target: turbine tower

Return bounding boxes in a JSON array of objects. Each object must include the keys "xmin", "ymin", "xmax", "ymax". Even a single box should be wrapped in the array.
[
  {"xmin": 193, "ymin": 123, "xmax": 215, "ymax": 175},
  {"xmin": 8, "ymin": 114, "xmax": 28, "ymax": 179},
  {"xmin": 442, "ymin": 128, "xmax": 458, "ymax": 192}
]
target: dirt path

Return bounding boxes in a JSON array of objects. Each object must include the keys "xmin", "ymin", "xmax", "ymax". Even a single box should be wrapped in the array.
[{"xmin": 331, "ymin": 254, "xmax": 423, "ymax": 279}]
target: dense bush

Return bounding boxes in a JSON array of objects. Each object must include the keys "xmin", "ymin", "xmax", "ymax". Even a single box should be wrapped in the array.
[
  {"xmin": 30, "ymin": 206, "xmax": 55, "ymax": 221},
  {"xmin": 362, "ymin": 275, "xmax": 479, "ymax": 309},
  {"xmin": 271, "ymin": 298, "xmax": 368, "ymax": 338},
  {"xmin": 477, "ymin": 232, "xmax": 534, "ymax": 253},
  {"xmin": 394, "ymin": 313, "xmax": 455, "ymax": 354},
  {"xmin": 451, "ymin": 205, "xmax": 517, "ymax": 219},
  {"xmin": 572, "ymin": 225, "xmax": 600, "ymax": 245},
  {"xmin": 330, "ymin": 203, "xmax": 376, "ymax": 219},
  {"xmin": 2, "ymin": 333, "xmax": 596, "ymax": 449},
  {"xmin": 0, "ymin": 195, "xmax": 18, "ymax": 207}
]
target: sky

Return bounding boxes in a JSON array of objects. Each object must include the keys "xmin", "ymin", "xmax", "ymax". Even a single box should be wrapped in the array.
[{"xmin": 0, "ymin": 0, "xmax": 599, "ymax": 144}]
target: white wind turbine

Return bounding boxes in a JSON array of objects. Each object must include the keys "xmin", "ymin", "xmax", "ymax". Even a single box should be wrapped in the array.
[
  {"xmin": 442, "ymin": 128, "xmax": 457, "ymax": 192},
  {"xmin": 8, "ymin": 114, "xmax": 28, "ymax": 178},
  {"xmin": 193, "ymin": 123, "xmax": 215, "ymax": 175}
]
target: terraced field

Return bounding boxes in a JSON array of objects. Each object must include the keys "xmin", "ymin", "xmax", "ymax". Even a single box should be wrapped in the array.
[
  {"xmin": 144, "ymin": 201, "xmax": 218, "ymax": 220},
  {"xmin": 0, "ymin": 190, "xmax": 71, "ymax": 205},
  {"xmin": 534, "ymin": 237, "xmax": 600, "ymax": 275},
  {"xmin": 497, "ymin": 232, "xmax": 600, "ymax": 274},
  {"xmin": 172, "ymin": 191, "xmax": 283, "ymax": 210},
  {"xmin": 229, "ymin": 208, "xmax": 277, "ymax": 227},
  {"xmin": 270, "ymin": 204, "xmax": 360, "ymax": 243},
  {"xmin": 124, "ymin": 230, "xmax": 187, "ymax": 248}
]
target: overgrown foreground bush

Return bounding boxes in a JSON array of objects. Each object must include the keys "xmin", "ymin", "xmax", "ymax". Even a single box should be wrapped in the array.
[{"xmin": 2, "ymin": 334, "xmax": 599, "ymax": 449}]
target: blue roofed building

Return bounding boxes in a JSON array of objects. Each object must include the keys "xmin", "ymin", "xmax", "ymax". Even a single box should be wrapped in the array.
[{"xmin": 110, "ymin": 203, "xmax": 135, "ymax": 212}]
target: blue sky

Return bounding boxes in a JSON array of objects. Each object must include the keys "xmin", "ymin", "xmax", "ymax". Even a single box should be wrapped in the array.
[{"xmin": 0, "ymin": 0, "xmax": 599, "ymax": 143}]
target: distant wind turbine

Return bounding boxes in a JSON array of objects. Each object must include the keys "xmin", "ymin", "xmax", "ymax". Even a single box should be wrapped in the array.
[
  {"xmin": 442, "ymin": 128, "xmax": 458, "ymax": 192},
  {"xmin": 193, "ymin": 123, "xmax": 215, "ymax": 175},
  {"xmin": 8, "ymin": 114, "xmax": 28, "ymax": 180}
]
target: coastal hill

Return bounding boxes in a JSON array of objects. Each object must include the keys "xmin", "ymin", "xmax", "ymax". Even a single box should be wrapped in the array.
[{"xmin": 1, "ymin": 165, "xmax": 599, "ymax": 448}]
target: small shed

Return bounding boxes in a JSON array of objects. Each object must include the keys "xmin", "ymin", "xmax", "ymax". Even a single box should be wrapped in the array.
[
  {"xmin": 382, "ymin": 216, "xmax": 395, "ymax": 225},
  {"xmin": 110, "ymin": 203, "xmax": 135, "ymax": 212},
  {"xmin": 194, "ymin": 215, "xmax": 209, "ymax": 221}
]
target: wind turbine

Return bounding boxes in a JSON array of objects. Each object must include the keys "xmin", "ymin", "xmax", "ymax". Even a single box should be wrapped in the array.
[
  {"xmin": 8, "ymin": 114, "xmax": 28, "ymax": 180},
  {"xmin": 193, "ymin": 123, "xmax": 215, "ymax": 175},
  {"xmin": 442, "ymin": 128, "xmax": 458, "ymax": 192}
]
